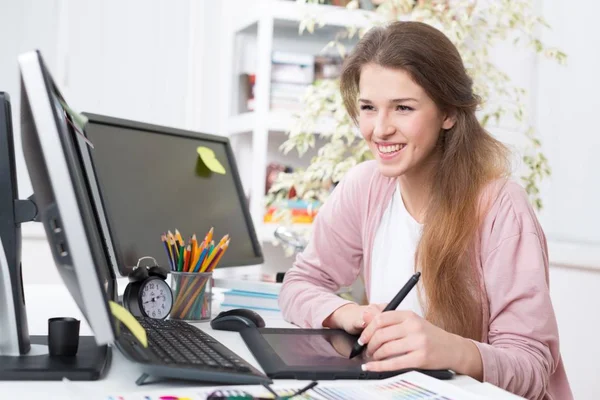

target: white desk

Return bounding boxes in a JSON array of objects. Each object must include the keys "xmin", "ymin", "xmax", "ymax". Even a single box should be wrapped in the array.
[{"xmin": 0, "ymin": 284, "xmax": 522, "ymax": 400}]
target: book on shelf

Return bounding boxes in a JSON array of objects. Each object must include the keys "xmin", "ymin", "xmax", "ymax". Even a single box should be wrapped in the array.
[
  {"xmin": 315, "ymin": 54, "xmax": 343, "ymax": 80},
  {"xmin": 270, "ymin": 82, "xmax": 310, "ymax": 111},
  {"xmin": 271, "ymin": 51, "xmax": 315, "ymax": 84},
  {"xmin": 215, "ymin": 273, "xmax": 283, "ymax": 312},
  {"xmin": 240, "ymin": 73, "xmax": 256, "ymax": 112},
  {"xmin": 221, "ymin": 289, "xmax": 280, "ymax": 312},
  {"xmin": 265, "ymin": 160, "xmax": 323, "ymax": 223},
  {"xmin": 270, "ymin": 82, "xmax": 309, "ymax": 98},
  {"xmin": 266, "ymin": 162, "xmax": 294, "ymax": 194},
  {"xmin": 237, "ymin": 52, "xmax": 346, "ymax": 114},
  {"xmin": 264, "ymin": 199, "xmax": 321, "ymax": 224},
  {"xmin": 214, "ymin": 275, "xmax": 283, "ymax": 295},
  {"xmin": 270, "ymin": 51, "xmax": 314, "ymax": 111},
  {"xmin": 264, "ymin": 209, "xmax": 318, "ymax": 224}
]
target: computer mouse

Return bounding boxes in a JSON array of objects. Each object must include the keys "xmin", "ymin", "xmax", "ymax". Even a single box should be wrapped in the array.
[{"xmin": 210, "ymin": 308, "xmax": 266, "ymax": 332}]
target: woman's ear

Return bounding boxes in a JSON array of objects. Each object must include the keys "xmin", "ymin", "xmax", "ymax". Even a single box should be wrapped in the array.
[{"xmin": 442, "ymin": 112, "xmax": 457, "ymax": 130}]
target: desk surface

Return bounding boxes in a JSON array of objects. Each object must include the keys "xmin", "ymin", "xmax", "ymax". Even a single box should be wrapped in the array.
[{"xmin": 0, "ymin": 284, "xmax": 522, "ymax": 400}]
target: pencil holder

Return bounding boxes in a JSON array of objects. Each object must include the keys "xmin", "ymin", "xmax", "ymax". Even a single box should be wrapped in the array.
[{"xmin": 169, "ymin": 272, "xmax": 213, "ymax": 321}]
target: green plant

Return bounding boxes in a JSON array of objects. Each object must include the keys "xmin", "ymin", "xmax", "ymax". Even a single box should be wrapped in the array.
[{"xmin": 267, "ymin": 0, "xmax": 565, "ymax": 215}]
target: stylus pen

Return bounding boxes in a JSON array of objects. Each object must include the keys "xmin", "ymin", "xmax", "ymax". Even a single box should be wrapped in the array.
[{"xmin": 349, "ymin": 272, "xmax": 421, "ymax": 359}]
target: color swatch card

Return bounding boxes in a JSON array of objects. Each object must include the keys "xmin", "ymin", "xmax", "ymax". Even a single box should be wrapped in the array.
[{"xmin": 107, "ymin": 371, "xmax": 485, "ymax": 400}]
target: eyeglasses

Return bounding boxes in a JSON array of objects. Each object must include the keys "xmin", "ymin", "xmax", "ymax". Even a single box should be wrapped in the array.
[{"xmin": 206, "ymin": 381, "xmax": 318, "ymax": 400}]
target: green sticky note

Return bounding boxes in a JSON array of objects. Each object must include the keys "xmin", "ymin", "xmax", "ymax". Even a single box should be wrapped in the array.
[
  {"xmin": 57, "ymin": 97, "xmax": 94, "ymax": 148},
  {"xmin": 58, "ymin": 97, "xmax": 88, "ymax": 130},
  {"xmin": 197, "ymin": 146, "xmax": 226, "ymax": 175}
]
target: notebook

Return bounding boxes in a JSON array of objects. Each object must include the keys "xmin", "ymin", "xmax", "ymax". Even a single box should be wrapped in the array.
[{"xmin": 106, "ymin": 371, "xmax": 486, "ymax": 400}]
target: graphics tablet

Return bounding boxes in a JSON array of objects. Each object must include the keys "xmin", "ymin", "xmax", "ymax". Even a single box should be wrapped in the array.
[{"xmin": 240, "ymin": 328, "xmax": 455, "ymax": 380}]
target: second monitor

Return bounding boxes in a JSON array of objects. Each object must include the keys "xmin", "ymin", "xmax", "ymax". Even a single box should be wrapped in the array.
[{"xmin": 81, "ymin": 114, "xmax": 263, "ymax": 277}]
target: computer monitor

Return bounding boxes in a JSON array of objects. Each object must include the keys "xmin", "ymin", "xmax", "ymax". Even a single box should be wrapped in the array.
[
  {"xmin": 1, "ymin": 80, "xmax": 111, "ymax": 380},
  {"xmin": 80, "ymin": 114, "xmax": 263, "ymax": 277},
  {"xmin": 0, "ymin": 92, "xmax": 32, "ymax": 356},
  {"xmin": 18, "ymin": 50, "xmax": 116, "ymax": 346}
]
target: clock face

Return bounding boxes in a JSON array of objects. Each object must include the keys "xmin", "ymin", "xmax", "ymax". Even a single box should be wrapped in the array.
[{"xmin": 141, "ymin": 278, "xmax": 173, "ymax": 319}]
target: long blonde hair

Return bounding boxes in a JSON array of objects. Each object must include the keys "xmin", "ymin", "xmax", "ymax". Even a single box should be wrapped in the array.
[{"xmin": 340, "ymin": 21, "xmax": 509, "ymax": 340}]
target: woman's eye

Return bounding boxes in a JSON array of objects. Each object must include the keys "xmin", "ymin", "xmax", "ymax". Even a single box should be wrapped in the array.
[
  {"xmin": 360, "ymin": 104, "xmax": 374, "ymax": 111},
  {"xmin": 396, "ymin": 105, "xmax": 413, "ymax": 112}
]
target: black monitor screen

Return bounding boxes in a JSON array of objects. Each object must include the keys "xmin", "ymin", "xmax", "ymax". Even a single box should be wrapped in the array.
[{"xmin": 83, "ymin": 115, "xmax": 263, "ymax": 275}]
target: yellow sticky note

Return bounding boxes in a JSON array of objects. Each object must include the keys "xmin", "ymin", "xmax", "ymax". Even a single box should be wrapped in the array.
[
  {"xmin": 109, "ymin": 301, "xmax": 148, "ymax": 348},
  {"xmin": 197, "ymin": 146, "xmax": 226, "ymax": 175}
]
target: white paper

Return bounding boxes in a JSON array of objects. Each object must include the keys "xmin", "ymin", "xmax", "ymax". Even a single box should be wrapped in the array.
[{"xmin": 107, "ymin": 371, "xmax": 486, "ymax": 400}]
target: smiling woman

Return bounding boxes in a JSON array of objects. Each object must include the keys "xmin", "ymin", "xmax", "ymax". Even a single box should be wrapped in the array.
[
  {"xmin": 278, "ymin": 21, "xmax": 573, "ymax": 400},
  {"xmin": 338, "ymin": 22, "xmax": 508, "ymax": 339},
  {"xmin": 356, "ymin": 65, "xmax": 454, "ymax": 179}
]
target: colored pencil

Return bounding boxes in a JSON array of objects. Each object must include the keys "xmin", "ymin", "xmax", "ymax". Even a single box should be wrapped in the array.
[
  {"xmin": 167, "ymin": 231, "xmax": 177, "ymax": 252},
  {"xmin": 190, "ymin": 248, "xmax": 200, "ymax": 271},
  {"xmin": 175, "ymin": 229, "xmax": 184, "ymax": 247},
  {"xmin": 169, "ymin": 237, "xmax": 178, "ymax": 265},
  {"xmin": 183, "ymin": 244, "xmax": 191, "ymax": 272},
  {"xmin": 161, "ymin": 234, "xmax": 174, "ymax": 270},
  {"xmin": 194, "ymin": 247, "xmax": 208, "ymax": 272},
  {"xmin": 167, "ymin": 232, "xmax": 178, "ymax": 260},
  {"xmin": 201, "ymin": 243, "xmax": 216, "ymax": 271},
  {"xmin": 205, "ymin": 248, "xmax": 224, "ymax": 272},
  {"xmin": 189, "ymin": 234, "xmax": 197, "ymax": 270},
  {"xmin": 207, "ymin": 240, "xmax": 229, "ymax": 271},
  {"xmin": 177, "ymin": 245, "xmax": 184, "ymax": 271},
  {"xmin": 216, "ymin": 234, "xmax": 229, "ymax": 248}
]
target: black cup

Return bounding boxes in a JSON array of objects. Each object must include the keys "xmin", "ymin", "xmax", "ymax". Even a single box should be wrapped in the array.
[{"xmin": 48, "ymin": 317, "xmax": 80, "ymax": 357}]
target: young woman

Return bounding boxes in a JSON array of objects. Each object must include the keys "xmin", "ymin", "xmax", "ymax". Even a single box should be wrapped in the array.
[{"xmin": 278, "ymin": 21, "xmax": 572, "ymax": 400}]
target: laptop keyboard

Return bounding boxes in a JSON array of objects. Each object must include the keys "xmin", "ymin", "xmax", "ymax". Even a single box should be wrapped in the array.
[{"xmin": 134, "ymin": 317, "xmax": 252, "ymax": 373}]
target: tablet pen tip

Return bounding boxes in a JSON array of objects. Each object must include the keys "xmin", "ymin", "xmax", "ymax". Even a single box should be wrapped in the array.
[{"xmin": 349, "ymin": 344, "xmax": 362, "ymax": 359}]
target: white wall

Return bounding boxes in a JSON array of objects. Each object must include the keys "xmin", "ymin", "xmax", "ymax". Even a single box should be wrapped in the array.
[
  {"xmin": 0, "ymin": 0, "xmax": 62, "ymax": 199},
  {"xmin": 0, "ymin": 0, "xmax": 216, "ymax": 197},
  {"xmin": 535, "ymin": 0, "xmax": 600, "ymax": 267},
  {"xmin": 482, "ymin": 1, "xmax": 600, "ymax": 397},
  {"xmin": 60, "ymin": 0, "xmax": 192, "ymax": 129},
  {"xmin": 535, "ymin": 1, "xmax": 600, "ymax": 398},
  {"xmin": 550, "ymin": 266, "xmax": 600, "ymax": 399},
  {"xmin": 0, "ymin": 0, "xmax": 63, "ymax": 284}
]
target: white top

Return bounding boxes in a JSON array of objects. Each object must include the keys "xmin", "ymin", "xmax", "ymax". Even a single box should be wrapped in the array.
[{"xmin": 370, "ymin": 183, "xmax": 424, "ymax": 316}]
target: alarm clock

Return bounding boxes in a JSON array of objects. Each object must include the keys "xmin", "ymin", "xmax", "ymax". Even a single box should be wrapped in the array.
[{"xmin": 123, "ymin": 264, "xmax": 173, "ymax": 319}]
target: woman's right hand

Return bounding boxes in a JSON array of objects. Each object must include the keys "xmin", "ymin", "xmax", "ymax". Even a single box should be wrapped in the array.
[{"xmin": 323, "ymin": 303, "xmax": 386, "ymax": 335}]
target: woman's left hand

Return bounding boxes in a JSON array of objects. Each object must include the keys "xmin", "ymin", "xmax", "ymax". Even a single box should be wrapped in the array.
[{"xmin": 359, "ymin": 310, "xmax": 478, "ymax": 375}]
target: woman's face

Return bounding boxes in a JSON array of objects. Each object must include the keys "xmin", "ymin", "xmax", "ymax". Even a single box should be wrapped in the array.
[{"xmin": 358, "ymin": 64, "xmax": 455, "ymax": 178}]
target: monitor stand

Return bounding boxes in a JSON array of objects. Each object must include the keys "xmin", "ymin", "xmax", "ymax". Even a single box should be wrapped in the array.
[
  {"xmin": 0, "ymin": 223, "xmax": 111, "ymax": 380},
  {"xmin": 0, "ymin": 337, "xmax": 111, "ymax": 381}
]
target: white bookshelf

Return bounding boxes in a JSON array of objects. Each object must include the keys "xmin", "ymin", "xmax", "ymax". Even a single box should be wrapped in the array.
[
  {"xmin": 220, "ymin": 0, "xmax": 377, "ymax": 244},
  {"xmin": 226, "ymin": 110, "xmax": 338, "ymax": 136},
  {"xmin": 231, "ymin": 0, "xmax": 380, "ymax": 33}
]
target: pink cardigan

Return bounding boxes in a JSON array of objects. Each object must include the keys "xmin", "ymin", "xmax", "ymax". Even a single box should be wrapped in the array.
[{"xmin": 279, "ymin": 160, "xmax": 572, "ymax": 400}]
